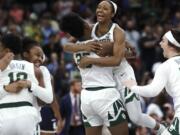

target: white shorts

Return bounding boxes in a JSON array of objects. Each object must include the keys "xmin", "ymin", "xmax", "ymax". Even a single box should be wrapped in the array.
[
  {"xmin": 80, "ymin": 87, "xmax": 127, "ymax": 127},
  {"xmin": 0, "ymin": 104, "xmax": 39, "ymax": 135},
  {"xmin": 162, "ymin": 117, "xmax": 180, "ymax": 135}
]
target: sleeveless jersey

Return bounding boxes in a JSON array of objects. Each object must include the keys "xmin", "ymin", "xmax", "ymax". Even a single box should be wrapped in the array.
[
  {"xmin": 0, "ymin": 60, "xmax": 38, "ymax": 104},
  {"xmin": 74, "ymin": 23, "xmax": 118, "ymax": 88},
  {"xmin": 92, "ymin": 23, "xmax": 130, "ymax": 85}
]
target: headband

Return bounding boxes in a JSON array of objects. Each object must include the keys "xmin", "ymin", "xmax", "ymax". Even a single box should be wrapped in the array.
[
  {"xmin": 43, "ymin": 54, "xmax": 46, "ymax": 63},
  {"xmin": 164, "ymin": 31, "xmax": 180, "ymax": 47},
  {"xmin": 110, "ymin": 1, "xmax": 117, "ymax": 14}
]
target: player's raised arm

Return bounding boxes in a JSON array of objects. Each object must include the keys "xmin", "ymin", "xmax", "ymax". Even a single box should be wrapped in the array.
[
  {"xmin": 0, "ymin": 52, "xmax": 14, "ymax": 71},
  {"xmin": 63, "ymin": 40, "xmax": 102, "ymax": 53}
]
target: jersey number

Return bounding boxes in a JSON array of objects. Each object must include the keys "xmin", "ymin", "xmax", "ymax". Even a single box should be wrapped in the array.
[
  {"xmin": 75, "ymin": 53, "xmax": 92, "ymax": 68},
  {"xmin": 8, "ymin": 72, "xmax": 28, "ymax": 83}
]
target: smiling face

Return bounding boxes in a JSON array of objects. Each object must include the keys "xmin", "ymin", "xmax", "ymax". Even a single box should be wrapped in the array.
[
  {"xmin": 25, "ymin": 46, "xmax": 44, "ymax": 67},
  {"xmin": 96, "ymin": 1, "xmax": 114, "ymax": 23}
]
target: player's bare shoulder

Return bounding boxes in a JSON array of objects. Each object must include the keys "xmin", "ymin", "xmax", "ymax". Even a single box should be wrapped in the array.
[
  {"xmin": 112, "ymin": 24, "xmax": 125, "ymax": 49},
  {"xmin": 114, "ymin": 24, "xmax": 125, "ymax": 40}
]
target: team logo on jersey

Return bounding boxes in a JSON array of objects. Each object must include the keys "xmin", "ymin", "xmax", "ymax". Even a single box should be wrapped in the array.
[
  {"xmin": 95, "ymin": 33, "xmax": 111, "ymax": 42},
  {"xmin": 105, "ymin": 33, "xmax": 110, "ymax": 40}
]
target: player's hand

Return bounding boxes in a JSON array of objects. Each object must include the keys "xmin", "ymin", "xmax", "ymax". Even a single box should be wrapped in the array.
[
  {"xmin": 4, "ymin": 52, "xmax": 14, "ymax": 62},
  {"xmin": 4, "ymin": 80, "xmax": 31, "ymax": 93},
  {"xmin": 125, "ymin": 41, "xmax": 136, "ymax": 60},
  {"xmin": 0, "ymin": 52, "xmax": 14, "ymax": 71},
  {"xmin": 17, "ymin": 80, "xmax": 31, "ymax": 89},
  {"xmin": 125, "ymin": 47, "xmax": 136, "ymax": 59},
  {"xmin": 122, "ymin": 79, "xmax": 137, "ymax": 89},
  {"xmin": 56, "ymin": 118, "xmax": 64, "ymax": 134},
  {"xmin": 96, "ymin": 42, "xmax": 113, "ymax": 57},
  {"xmin": 79, "ymin": 57, "xmax": 91, "ymax": 68},
  {"xmin": 85, "ymin": 41, "xmax": 102, "ymax": 52}
]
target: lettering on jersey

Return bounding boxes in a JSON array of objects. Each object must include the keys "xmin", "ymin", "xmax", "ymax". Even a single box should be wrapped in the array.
[
  {"xmin": 74, "ymin": 52, "xmax": 92, "ymax": 68},
  {"xmin": 95, "ymin": 33, "xmax": 111, "ymax": 42},
  {"xmin": 9, "ymin": 63, "xmax": 25, "ymax": 70},
  {"xmin": 95, "ymin": 38, "xmax": 110, "ymax": 42},
  {"xmin": 105, "ymin": 33, "xmax": 110, "ymax": 40}
]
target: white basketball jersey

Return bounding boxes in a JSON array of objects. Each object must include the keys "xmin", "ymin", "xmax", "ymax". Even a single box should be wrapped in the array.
[
  {"xmin": 74, "ymin": 23, "xmax": 117, "ymax": 88},
  {"xmin": 92, "ymin": 23, "xmax": 131, "ymax": 86},
  {"xmin": 0, "ymin": 60, "xmax": 38, "ymax": 104},
  {"xmin": 163, "ymin": 56, "xmax": 180, "ymax": 116}
]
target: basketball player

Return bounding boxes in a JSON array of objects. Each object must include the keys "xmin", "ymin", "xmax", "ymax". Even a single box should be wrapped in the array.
[
  {"xmin": 0, "ymin": 33, "xmax": 45, "ymax": 135},
  {"xmin": 0, "ymin": 52, "xmax": 14, "ymax": 71},
  {"xmin": 60, "ymin": 1, "xmax": 165, "ymax": 134},
  {"xmin": 21, "ymin": 37, "xmax": 63, "ymax": 135},
  {"xmin": 123, "ymin": 29, "xmax": 180, "ymax": 135},
  {"xmin": 61, "ymin": 1, "xmax": 130, "ymax": 135},
  {"xmin": 0, "ymin": 53, "xmax": 24, "ymax": 99}
]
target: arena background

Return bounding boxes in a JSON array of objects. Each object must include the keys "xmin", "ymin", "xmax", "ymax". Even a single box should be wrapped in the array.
[{"xmin": 0, "ymin": 0, "xmax": 180, "ymax": 134}]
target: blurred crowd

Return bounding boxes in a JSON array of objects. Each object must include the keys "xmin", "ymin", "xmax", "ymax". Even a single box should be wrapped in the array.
[{"xmin": 0, "ymin": 0, "xmax": 180, "ymax": 134}]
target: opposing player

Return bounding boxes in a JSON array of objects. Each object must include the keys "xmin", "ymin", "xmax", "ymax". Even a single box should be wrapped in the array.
[
  {"xmin": 123, "ymin": 29, "xmax": 180, "ymax": 134},
  {"xmin": 60, "ymin": 1, "xmax": 165, "ymax": 134},
  {"xmin": 21, "ymin": 37, "xmax": 63, "ymax": 135},
  {"xmin": 0, "ymin": 33, "xmax": 45, "ymax": 135}
]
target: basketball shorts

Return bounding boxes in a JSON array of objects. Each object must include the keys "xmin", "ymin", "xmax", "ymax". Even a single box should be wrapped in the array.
[
  {"xmin": 0, "ymin": 103, "xmax": 38, "ymax": 135},
  {"xmin": 40, "ymin": 106, "xmax": 56, "ymax": 133},
  {"xmin": 81, "ymin": 87, "xmax": 127, "ymax": 127},
  {"xmin": 162, "ymin": 117, "xmax": 180, "ymax": 135}
]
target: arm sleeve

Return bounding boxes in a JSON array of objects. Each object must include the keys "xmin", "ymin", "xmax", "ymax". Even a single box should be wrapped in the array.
[
  {"xmin": 31, "ymin": 66, "xmax": 53, "ymax": 104},
  {"xmin": 130, "ymin": 64, "xmax": 168, "ymax": 97}
]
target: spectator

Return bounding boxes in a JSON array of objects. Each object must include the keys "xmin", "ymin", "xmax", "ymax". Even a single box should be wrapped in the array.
[
  {"xmin": 139, "ymin": 25, "xmax": 157, "ymax": 72},
  {"xmin": 59, "ymin": 79, "xmax": 85, "ymax": 135}
]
